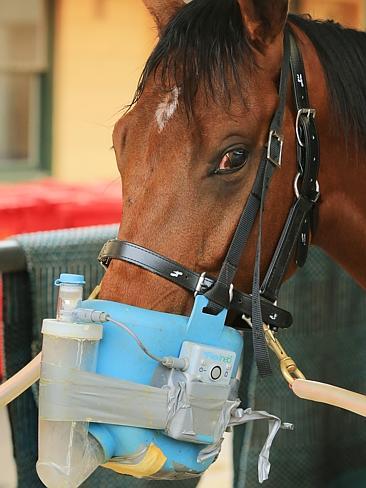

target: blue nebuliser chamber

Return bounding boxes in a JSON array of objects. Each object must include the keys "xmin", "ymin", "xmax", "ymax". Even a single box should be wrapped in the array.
[
  {"xmin": 85, "ymin": 295, "xmax": 243, "ymax": 479},
  {"xmin": 37, "ymin": 290, "xmax": 244, "ymax": 486}
]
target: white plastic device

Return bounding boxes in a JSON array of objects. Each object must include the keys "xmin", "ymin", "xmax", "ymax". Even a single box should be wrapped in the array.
[{"xmin": 179, "ymin": 341, "xmax": 236, "ymax": 385}]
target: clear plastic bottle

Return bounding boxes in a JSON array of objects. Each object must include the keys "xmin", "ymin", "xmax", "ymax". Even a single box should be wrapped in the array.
[
  {"xmin": 37, "ymin": 274, "xmax": 105, "ymax": 487},
  {"xmin": 55, "ymin": 273, "xmax": 85, "ymax": 322}
]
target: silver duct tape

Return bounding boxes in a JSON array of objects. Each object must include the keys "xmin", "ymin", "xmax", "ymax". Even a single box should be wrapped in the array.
[
  {"xmin": 163, "ymin": 368, "xmax": 233, "ymax": 445},
  {"xmin": 39, "ymin": 361, "xmax": 290, "ymax": 482},
  {"xmin": 39, "ymin": 362, "xmax": 169, "ymax": 429},
  {"xmin": 228, "ymin": 408, "xmax": 293, "ymax": 484}
]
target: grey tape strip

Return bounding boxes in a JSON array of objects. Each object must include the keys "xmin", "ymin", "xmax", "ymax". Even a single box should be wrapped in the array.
[
  {"xmin": 39, "ymin": 362, "xmax": 288, "ymax": 482},
  {"xmin": 39, "ymin": 363, "xmax": 169, "ymax": 429},
  {"xmin": 229, "ymin": 408, "xmax": 290, "ymax": 484}
]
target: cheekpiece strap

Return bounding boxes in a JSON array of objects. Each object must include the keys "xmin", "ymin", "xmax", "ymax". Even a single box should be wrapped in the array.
[{"xmin": 260, "ymin": 30, "xmax": 320, "ymax": 302}]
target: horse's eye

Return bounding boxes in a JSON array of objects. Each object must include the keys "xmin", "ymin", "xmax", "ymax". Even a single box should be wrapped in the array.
[{"xmin": 215, "ymin": 148, "xmax": 249, "ymax": 174}]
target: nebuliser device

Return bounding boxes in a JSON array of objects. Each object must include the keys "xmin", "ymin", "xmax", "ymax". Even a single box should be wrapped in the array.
[{"xmin": 36, "ymin": 273, "xmax": 288, "ymax": 487}]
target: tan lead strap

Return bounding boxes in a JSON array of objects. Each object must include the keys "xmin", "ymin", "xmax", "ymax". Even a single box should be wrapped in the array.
[
  {"xmin": 88, "ymin": 284, "xmax": 101, "ymax": 299},
  {"xmin": 264, "ymin": 326, "xmax": 366, "ymax": 417},
  {"xmin": 292, "ymin": 379, "xmax": 366, "ymax": 417}
]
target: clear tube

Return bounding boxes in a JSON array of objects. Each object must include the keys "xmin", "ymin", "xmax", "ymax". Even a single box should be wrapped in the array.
[
  {"xmin": 0, "ymin": 353, "xmax": 41, "ymax": 408},
  {"xmin": 37, "ymin": 334, "xmax": 105, "ymax": 487}
]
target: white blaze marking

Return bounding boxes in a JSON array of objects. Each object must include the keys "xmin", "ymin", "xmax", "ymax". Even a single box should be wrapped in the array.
[{"xmin": 155, "ymin": 87, "xmax": 180, "ymax": 132}]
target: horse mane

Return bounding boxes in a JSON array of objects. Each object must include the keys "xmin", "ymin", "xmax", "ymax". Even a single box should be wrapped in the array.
[
  {"xmin": 132, "ymin": 0, "xmax": 255, "ymax": 113},
  {"xmin": 133, "ymin": 0, "xmax": 366, "ymax": 149},
  {"xmin": 288, "ymin": 14, "xmax": 366, "ymax": 151}
]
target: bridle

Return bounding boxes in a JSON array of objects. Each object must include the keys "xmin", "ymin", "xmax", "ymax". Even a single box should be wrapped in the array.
[{"xmin": 98, "ymin": 27, "xmax": 320, "ymax": 376}]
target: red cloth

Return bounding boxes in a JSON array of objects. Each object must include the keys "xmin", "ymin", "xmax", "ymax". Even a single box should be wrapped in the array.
[
  {"xmin": 0, "ymin": 178, "xmax": 122, "ymax": 381},
  {"xmin": 0, "ymin": 279, "xmax": 3, "ymax": 381},
  {"xmin": 0, "ymin": 178, "xmax": 122, "ymax": 238}
]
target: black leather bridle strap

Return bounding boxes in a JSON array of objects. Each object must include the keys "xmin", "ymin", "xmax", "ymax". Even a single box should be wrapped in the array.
[
  {"xmin": 260, "ymin": 31, "xmax": 320, "ymax": 303},
  {"xmin": 202, "ymin": 162, "xmax": 264, "ymax": 314},
  {"xmin": 203, "ymin": 30, "xmax": 292, "ymax": 376},
  {"xmin": 98, "ymin": 239, "xmax": 293, "ymax": 329},
  {"xmin": 259, "ymin": 195, "xmax": 313, "ymax": 302},
  {"xmin": 203, "ymin": 30, "xmax": 291, "ymax": 318}
]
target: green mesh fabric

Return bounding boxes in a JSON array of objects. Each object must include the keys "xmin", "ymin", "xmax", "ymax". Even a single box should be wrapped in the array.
[
  {"xmin": 4, "ymin": 271, "xmax": 38, "ymax": 487},
  {"xmin": 14, "ymin": 225, "xmax": 119, "ymax": 357},
  {"xmin": 233, "ymin": 247, "xmax": 366, "ymax": 488},
  {"xmin": 3, "ymin": 225, "xmax": 199, "ymax": 488}
]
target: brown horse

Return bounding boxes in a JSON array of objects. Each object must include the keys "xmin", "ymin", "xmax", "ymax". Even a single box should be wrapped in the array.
[
  {"xmin": 100, "ymin": 0, "xmax": 366, "ymax": 317},
  {"xmin": 101, "ymin": 0, "xmax": 366, "ymax": 313},
  {"xmin": 99, "ymin": 0, "xmax": 366, "ymax": 480}
]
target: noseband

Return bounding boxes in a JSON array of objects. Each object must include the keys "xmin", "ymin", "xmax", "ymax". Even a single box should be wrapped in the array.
[{"xmin": 99, "ymin": 28, "xmax": 320, "ymax": 376}]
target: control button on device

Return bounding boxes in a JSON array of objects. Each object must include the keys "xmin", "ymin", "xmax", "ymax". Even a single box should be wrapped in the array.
[{"xmin": 210, "ymin": 365, "xmax": 222, "ymax": 381}]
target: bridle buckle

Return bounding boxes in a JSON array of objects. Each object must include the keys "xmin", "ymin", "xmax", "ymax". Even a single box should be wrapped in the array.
[
  {"xmin": 194, "ymin": 272, "xmax": 207, "ymax": 297},
  {"xmin": 294, "ymin": 172, "xmax": 320, "ymax": 203},
  {"xmin": 267, "ymin": 130, "xmax": 284, "ymax": 167},
  {"xmin": 296, "ymin": 108, "xmax": 316, "ymax": 147}
]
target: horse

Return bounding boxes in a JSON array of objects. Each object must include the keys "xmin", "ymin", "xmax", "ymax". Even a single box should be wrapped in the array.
[
  {"xmin": 98, "ymin": 0, "xmax": 366, "ymax": 485},
  {"xmin": 101, "ymin": 0, "xmax": 366, "ymax": 313}
]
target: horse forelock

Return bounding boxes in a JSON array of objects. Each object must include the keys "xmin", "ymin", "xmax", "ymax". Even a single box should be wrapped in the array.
[
  {"xmin": 132, "ymin": 2, "xmax": 366, "ymax": 155},
  {"xmin": 132, "ymin": 0, "xmax": 255, "ymax": 115}
]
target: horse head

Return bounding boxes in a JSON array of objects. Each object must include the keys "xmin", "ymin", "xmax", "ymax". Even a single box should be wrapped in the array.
[{"xmin": 100, "ymin": 0, "xmax": 366, "ymax": 319}]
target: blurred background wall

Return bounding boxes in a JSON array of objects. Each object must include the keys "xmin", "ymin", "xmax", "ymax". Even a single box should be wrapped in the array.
[
  {"xmin": 0, "ymin": 0, "xmax": 156, "ymax": 183},
  {"xmin": 52, "ymin": 0, "xmax": 155, "ymax": 182},
  {"xmin": 0, "ymin": 0, "xmax": 365, "ymax": 184}
]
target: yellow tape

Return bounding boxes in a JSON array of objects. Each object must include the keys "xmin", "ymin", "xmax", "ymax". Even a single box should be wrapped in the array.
[
  {"xmin": 102, "ymin": 443, "xmax": 167, "ymax": 478},
  {"xmin": 89, "ymin": 290, "xmax": 166, "ymax": 478}
]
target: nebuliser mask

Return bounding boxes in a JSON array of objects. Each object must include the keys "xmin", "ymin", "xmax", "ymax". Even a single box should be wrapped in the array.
[{"xmin": 36, "ymin": 273, "xmax": 290, "ymax": 487}]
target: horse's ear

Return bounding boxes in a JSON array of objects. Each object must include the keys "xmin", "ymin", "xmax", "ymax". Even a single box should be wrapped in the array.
[
  {"xmin": 237, "ymin": 0, "xmax": 289, "ymax": 48},
  {"xmin": 143, "ymin": 0, "xmax": 189, "ymax": 32}
]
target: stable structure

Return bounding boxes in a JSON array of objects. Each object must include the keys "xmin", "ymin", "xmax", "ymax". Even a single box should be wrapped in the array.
[{"xmin": 0, "ymin": 0, "xmax": 365, "ymax": 183}]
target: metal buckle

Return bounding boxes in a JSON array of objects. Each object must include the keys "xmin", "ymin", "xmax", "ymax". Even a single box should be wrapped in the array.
[
  {"xmin": 98, "ymin": 245, "xmax": 110, "ymax": 270},
  {"xmin": 99, "ymin": 257, "xmax": 110, "ymax": 271},
  {"xmin": 194, "ymin": 272, "xmax": 207, "ymax": 297},
  {"xmin": 98, "ymin": 240, "xmax": 116, "ymax": 270},
  {"xmin": 267, "ymin": 130, "xmax": 284, "ymax": 167},
  {"xmin": 293, "ymin": 172, "xmax": 320, "ymax": 202},
  {"xmin": 295, "ymin": 108, "xmax": 316, "ymax": 147},
  {"xmin": 263, "ymin": 325, "xmax": 306, "ymax": 385},
  {"xmin": 241, "ymin": 314, "xmax": 252, "ymax": 328},
  {"xmin": 229, "ymin": 283, "xmax": 234, "ymax": 303}
]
